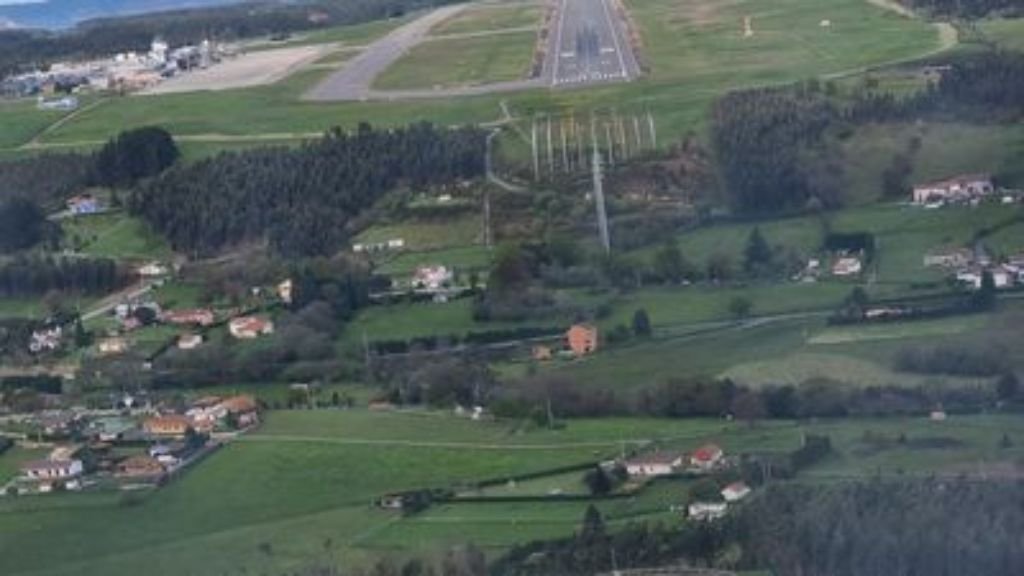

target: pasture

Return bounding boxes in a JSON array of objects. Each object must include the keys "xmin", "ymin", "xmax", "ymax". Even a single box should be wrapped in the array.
[
  {"xmin": 978, "ymin": 17, "xmax": 1024, "ymax": 51},
  {"xmin": 3, "ymin": 409, "xmax": 1024, "ymax": 575},
  {"xmin": 61, "ymin": 212, "xmax": 173, "ymax": 261}
]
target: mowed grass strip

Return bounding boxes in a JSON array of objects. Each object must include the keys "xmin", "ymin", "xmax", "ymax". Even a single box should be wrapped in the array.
[
  {"xmin": 373, "ymin": 31, "xmax": 537, "ymax": 90},
  {"xmin": 62, "ymin": 212, "xmax": 173, "ymax": 261},
  {"xmin": 0, "ymin": 98, "xmax": 72, "ymax": 150},
  {"xmin": 430, "ymin": 2, "xmax": 543, "ymax": 36},
  {"xmin": 630, "ymin": 0, "xmax": 941, "ymax": 85}
]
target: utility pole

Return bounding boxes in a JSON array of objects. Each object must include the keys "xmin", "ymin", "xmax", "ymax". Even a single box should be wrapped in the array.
[
  {"xmin": 647, "ymin": 111, "xmax": 657, "ymax": 149},
  {"xmin": 616, "ymin": 112, "xmax": 628, "ymax": 159},
  {"xmin": 592, "ymin": 147, "xmax": 611, "ymax": 255},
  {"xmin": 545, "ymin": 115, "xmax": 554, "ymax": 175},
  {"xmin": 632, "ymin": 115, "xmax": 643, "ymax": 152},
  {"xmin": 576, "ymin": 121, "xmax": 585, "ymax": 168},
  {"xmin": 604, "ymin": 121, "xmax": 615, "ymax": 166},
  {"xmin": 531, "ymin": 118, "xmax": 539, "ymax": 181},
  {"xmin": 559, "ymin": 118, "xmax": 569, "ymax": 173}
]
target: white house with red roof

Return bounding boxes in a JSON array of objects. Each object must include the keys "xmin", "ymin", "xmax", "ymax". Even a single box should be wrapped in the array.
[
  {"xmin": 228, "ymin": 316, "xmax": 274, "ymax": 339},
  {"xmin": 721, "ymin": 481, "xmax": 751, "ymax": 502},
  {"xmin": 690, "ymin": 444, "xmax": 724, "ymax": 471}
]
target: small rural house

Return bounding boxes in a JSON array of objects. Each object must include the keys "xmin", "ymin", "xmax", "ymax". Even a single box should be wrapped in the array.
[
  {"xmin": 137, "ymin": 262, "xmax": 170, "ymax": 277},
  {"xmin": 690, "ymin": 444, "xmax": 724, "ymax": 471},
  {"xmin": 219, "ymin": 394, "xmax": 260, "ymax": 428},
  {"xmin": 162, "ymin": 309, "xmax": 215, "ymax": 327},
  {"xmin": 143, "ymin": 415, "xmax": 191, "ymax": 437},
  {"xmin": 721, "ymin": 481, "xmax": 751, "ymax": 502},
  {"xmin": 566, "ymin": 324, "xmax": 599, "ymax": 357},
  {"xmin": 832, "ymin": 257, "xmax": 862, "ymax": 277},
  {"xmin": 276, "ymin": 279, "xmax": 293, "ymax": 304},
  {"xmin": 98, "ymin": 337, "xmax": 129, "ymax": 356},
  {"xmin": 228, "ymin": 316, "xmax": 274, "ymax": 339},
  {"xmin": 21, "ymin": 458, "xmax": 83, "ymax": 480},
  {"xmin": 66, "ymin": 194, "xmax": 100, "ymax": 215},
  {"xmin": 177, "ymin": 333, "xmax": 203, "ymax": 350},
  {"xmin": 923, "ymin": 247, "xmax": 973, "ymax": 269},
  {"xmin": 532, "ymin": 345, "xmax": 553, "ymax": 361},
  {"xmin": 29, "ymin": 327, "xmax": 62, "ymax": 354},
  {"xmin": 688, "ymin": 501, "xmax": 728, "ymax": 521},
  {"xmin": 411, "ymin": 265, "xmax": 452, "ymax": 291},
  {"xmin": 116, "ymin": 455, "xmax": 164, "ymax": 478},
  {"xmin": 912, "ymin": 174, "xmax": 994, "ymax": 205},
  {"xmin": 957, "ymin": 267, "xmax": 1013, "ymax": 289},
  {"xmin": 625, "ymin": 452, "xmax": 683, "ymax": 477}
]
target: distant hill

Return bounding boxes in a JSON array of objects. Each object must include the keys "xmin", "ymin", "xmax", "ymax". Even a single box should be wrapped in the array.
[{"xmin": 0, "ymin": 0, "xmax": 242, "ymax": 30}]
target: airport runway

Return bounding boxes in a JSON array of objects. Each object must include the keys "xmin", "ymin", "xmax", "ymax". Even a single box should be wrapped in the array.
[
  {"xmin": 305, "ymin": 0, "xmax": 639, "ymax": 102},
  {"xmin": 547, "ymin": 0, "xmax": 639, "ymax": 87}
]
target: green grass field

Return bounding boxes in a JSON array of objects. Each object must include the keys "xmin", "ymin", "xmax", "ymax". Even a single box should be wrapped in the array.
[
  {"xmin": 61, "ymin": 212, "xmax": 173, "ymax": 261},
  {"xmin": 374, "ymin": 31, "xmax": 537, "ymax": 90},
  {"xmin": 430, "ymin": 2, "xmax": 543, "ymax": 36},
  {"xmin": 4, "ymin": 409, "xmax": 1024, "ymax": 575},
  {"xmin": 978, "ymin": 17, "xmax": 1024, "ymax": 51},
  {"xmin": 10, "ymin": 0, "xmax": 944, "ymax": 154},
  {"xmin": 0, "ymin": 98, "xmax": 73, "ymax": 150},
  {"xmin": 356, "ymin": 213, "xmax": 484, "ymax": 251}
]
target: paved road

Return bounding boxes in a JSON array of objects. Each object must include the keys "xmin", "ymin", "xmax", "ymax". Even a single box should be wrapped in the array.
[
  {"xmin": 548, "ymin": 0, "xmax": 639, "ymax": 87},
  {"xmin": 305, "ymin": 4, "xmax": 469, "ymax": 101}
]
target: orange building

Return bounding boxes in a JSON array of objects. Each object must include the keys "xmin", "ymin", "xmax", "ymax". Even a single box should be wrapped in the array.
[
  {"xmin": 143, "ymin": 415, "xmax": 191, "ymax": 437},
  {"xmin": 566, "ymin": 324, "xmax": 599, "ymax": 357}
]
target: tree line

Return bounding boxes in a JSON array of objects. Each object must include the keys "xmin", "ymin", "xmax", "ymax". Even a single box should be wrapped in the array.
[
  {"xmin": 901, "ymin": 0, "xmax": 1023, "ymax": 18},
  {"xmin": 0, "ymin": 0, "xmax": 462, "ymax": 79},
  {"xmin": 0, "ymin": 255, "xmax": 128, "ymax": 297},
  {"xmin": 740, "ymin": 479, "xmax": 1024, "ymax": 576},
  {"xmin": 129, "ymin": 123, "xmax": 487, "ymax": 257}
]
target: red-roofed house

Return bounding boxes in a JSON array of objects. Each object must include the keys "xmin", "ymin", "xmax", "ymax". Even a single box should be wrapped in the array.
[
  {"xmin": 143, "ymin": 415, "xmax": 190, "ymax": 437},
  {"xmin": 690, "ymin": 444, "xmax": 724, "ymax": 471},
  {"xmin": 229, "ymin": 316, "xmax": 274, "ymax": 339},
  {"xmin": 566, "ymin": 324, "xmax": 599, "ymax": 357},
  {"xmin": 721, "ymin": 481, "xmax": 751, "ymax": 502},
  {"xmin": 912, "ymin": 174, "xmax": 994, "ymax": 205},
  {"xmin": 162, "ymin": 309, "xmax": 215, "ymax": 327}
]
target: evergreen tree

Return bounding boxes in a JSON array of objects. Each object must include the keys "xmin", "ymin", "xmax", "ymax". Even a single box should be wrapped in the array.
[
  {"xmin": 631, "ymin": 308, "xmax": 652, "ymax": 338},
  {"xmin": 744, "ymin": 227, "xmax": 774, "ymax": 276}
]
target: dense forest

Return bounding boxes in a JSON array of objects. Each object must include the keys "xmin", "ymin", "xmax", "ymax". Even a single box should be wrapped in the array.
[
  {"xmin": 0, "ymin": 0, "xmax": 461, "ymax": 78},
  {"xmin": 0, "ymin": 256, "xmax": 127, "ymax": 297},
  {"xmin": 0, "ymin": 198, "xmax": 56, "ymax": 253},
  {"xmin": 130, "ymin": 123, "xmax": 487, "ymax": 257},
  {"xmin": 712, "ymin": 50, "xmax": 1024, "ymax": 214},
  {"xmin": 902, "ymin": 0, "xmax": 1023, "ymax": 18},
  {"xmin": 740, "ymin": 480, "xmax": 1024, "ymax": 576},
  {"xmin": 0, "ymin": 153, "xmax": 94, "ymax": 208}
]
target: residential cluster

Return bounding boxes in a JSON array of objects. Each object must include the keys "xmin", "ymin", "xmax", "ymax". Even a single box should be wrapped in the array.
[
  {"xmin": 3, "ymin": 394, "xmax": 259, "ymax": 496},
  {"xmin": 622, "ymin": 443, "xmax": 749, "ymax": 521},
  {"xmin": 924, "ymin": 245, "xmax": 1024, "ymax": 290}
]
